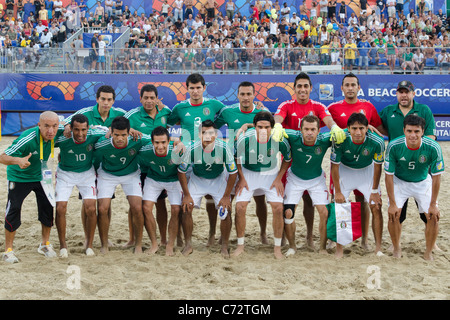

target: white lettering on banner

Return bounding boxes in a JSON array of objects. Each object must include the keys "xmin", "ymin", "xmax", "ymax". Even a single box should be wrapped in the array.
[{"xmin": 366, "ymin": 88, "xmax": 450, "ymax": 97}]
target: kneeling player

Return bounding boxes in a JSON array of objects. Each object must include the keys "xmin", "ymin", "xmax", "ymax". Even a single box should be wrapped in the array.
[
  {"xmin": 178, "ymin": 120, "xmax": 237, "ymax": 258},
  {"xmin": 139, "ymin": 126, "xmax": 183, "ymax": 256},
  {"xmin": 283, "ymin": 115, "xmax": 332, "ymax": 255},
  {"xmin": 331, "ymin": 113, "xmax": 385, "ymax": 258},
  {"xmin": 385, "ymin": 115, "xmax": 444, "ymax": 261},
  {"xmin": 55, "ymin": 114, "xmax": 105, "ymax": 257},
  {"xmin": 94, "ymin": 116, "xmax": 150, "ymax": 254},
  {"xmin": 234, "ymin": 111, "xmax": 292, "ymax": 259}
]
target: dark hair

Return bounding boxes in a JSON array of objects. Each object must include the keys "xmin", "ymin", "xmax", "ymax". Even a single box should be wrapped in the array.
[
  {"xmin": 301, "ymin": 114, "xmax": 320, "ymax": 130},
  {"xmin": 238, "ymin": 81, "xmax": 255, "ymax": 93},
  {"xmin": 70, "ymin": 114, "xmax": 89, "ymax": 128},
  {"xmin": 253, "ymin": 111, "xmax": 275, "ymax": 128},
  {"xmin": 151, "ymin": 125, "xmax": 170, "ymax": 141},
  {"xmin": 140, "ymin": 84, "xmax": 158, "ymax": 98},
  {"xmin": 342, "ymin": 72, "xmax": 359, "ymax": 86},
  {"xmin": 111, "ymin": 116, "xmax": 130, "ymax": 132},
  {"xmin": 186, "ymin": 73, "xmax": 205, "ymax": 87},
  {"xmin": 96, "ymin": 85, "xmax": 116, "ymax": 100},
  {"xmin": 403, "ymin": 114, "xmax": 425, "ymax": 130},
  {"xmin": 294, "ymin": 72, "xmax": 312, "ymax": 87},
  {"xmin": 199, "ymin": 119, "xmax": 216, "ymax": 132},
  {"xmin": 347, "ymin": 112, "xmax": 368, "ymax": 127}
]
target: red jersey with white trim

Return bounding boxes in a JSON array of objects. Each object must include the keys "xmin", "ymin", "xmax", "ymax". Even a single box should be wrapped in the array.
[
  {"xmin": 327, "ymin": 99, "xmax": 382, "ymax": 129},
  {"xmin": 274, "ymin": 99, "xmax": 330, "ymax": 130}
]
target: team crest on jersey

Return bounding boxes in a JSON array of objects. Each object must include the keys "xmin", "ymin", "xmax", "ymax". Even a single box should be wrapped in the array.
[
  {"xmin": 86, "ymin": 144, "xmax": 93, "ymax": 152},
  {"xmin": 314, "ymin": 146, "xmax": 322, "ymax": 155},
  {"xmin": 362, "ymin": 148, "xmax": 370, "ymax": 156},
  {"xmin": 203, "ymin": 108, "xmax": 210, "ymax": 116},
  {"xmin": 128, "ymin": 148, "xmax": 136, "ymax": 156},
  {"xmin": 419, "ymin": 154, "xmax": 427, "ymax": 163},
  {"xmin": 436, "ymin": 161, "xmax": 443, "ymax": 170},
  {"xmin": 167, "ymin": 159, "xmax": 173, "ymax": 165}
]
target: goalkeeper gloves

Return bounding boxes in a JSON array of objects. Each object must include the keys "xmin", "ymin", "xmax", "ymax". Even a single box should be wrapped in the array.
[{"xmin": 330, "ymin": 125, "xmax": 346, "ymax": 144}]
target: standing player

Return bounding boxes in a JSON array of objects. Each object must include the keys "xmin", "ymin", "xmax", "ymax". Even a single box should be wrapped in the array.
[
  {"xmin": 167, "ymin": 73, "xmax": 227, "ymax": 247},
  {"xmin": 330, "ymin": 113, "xmax": 385, "ymax": 258},
  {"xmin": 385, "ymin": 115, "xmax": 443, "ymax": 261},
  {"xmin": 326, "ymin": 73, "xmax": 384, "ymax": 246},
  {"xmin": 177, "ymin": 120, "xmax": 238, "ymax": 258},
  {"xmin": 94, "ymin": 117, "xmax": 151, "ymax": 254},
  {"xmin": 214, "ymin": 81, "xmax": 270, "ymax": 245},
  {"xmin": 379, "ymin": 80, "xmax": 437, "ymax": 248},
  {"xmin": 234, "ymin": 111, "xmax": 292, "ymax": 259},
  {"xmin": 54, "ymin": 114, "xmax": 105, "ymax": 258},
  {"xmin": 138, "ymin": 126, "xmax": 183, "ymax": 256},
  {"xmin": 0, "ymin": 112, "xmax": 62, "ymax": 263},
  {"xmin": 64, "ymin": 85, "xmax": 126, "ymax": 133},
  {"xmin": 273, "ymin": 72, "xmax": 345, "ymax": 248},
  {"xmin": 124, "ymin": 84, "xmax": 174, "ymax": 247},
  {"xmin": 283, "ymin": 115, "xmax": 332, "ymax": 256}
]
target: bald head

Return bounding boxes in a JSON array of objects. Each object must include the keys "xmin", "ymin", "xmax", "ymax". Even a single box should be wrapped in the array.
[{"xmin": 38, "ymin": 111, "xmax": 60, "ymax": 142}]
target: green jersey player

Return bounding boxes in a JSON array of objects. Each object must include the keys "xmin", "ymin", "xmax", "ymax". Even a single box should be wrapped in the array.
[
  {"xmin": 283, "ymin": 115, "xmax": 332, "ymax": 255},
  {"xmin": 330, "ymin": 113, "xmax": 385, "ymax": 258},
  {"xmin": 234, "ymin": 111, "xmax": 292, "ymax": 260},
  {"xmin": 138, "ymin": 126, "xmax": 183, "ymax": 256},
  {"xmin": 54, "ymin": 114, "xmax": 105, "ymax": 258},
  {"xmin": 385, "ymin": 114, "xmax": 444, "ymax": 261},
  {"xmin": 214, "ymin": 81, "xmax": 270, "ymax": 245},
  {"xmin": 94, "ymin": 117, "xmax": 151, "ymax": 254},
  {"xmin": 178, "ymin": 120, "xmax": 238, "ymax": 258}
]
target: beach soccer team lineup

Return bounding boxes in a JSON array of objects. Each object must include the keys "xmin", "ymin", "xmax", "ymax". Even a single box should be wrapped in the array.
[{"xmin": 0, "ymin": 72, "xmax": 444, "ymax": 263}]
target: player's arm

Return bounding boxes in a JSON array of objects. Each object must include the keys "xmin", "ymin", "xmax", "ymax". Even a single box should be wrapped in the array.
[
  {"xmin": 369, "ymin": 163, "xmax": 383, "ymax": 209},
  {"xmin": 330, "ymin": 162, "xmax": 345, "ymax": 203},
  {"xmin": 270, "ymin": 157, "xmax": 291, "ymax": 197},
  {"xmin": 178, "ymin": 170, "xmax": 193, "ymax": 214},
  {"xmin": 0, "ymin": 152, "xmax": 32, "ymax": 169},
  {"xmin": 427, "ymin": 174, "xmax": 441, "ymax": 221}
]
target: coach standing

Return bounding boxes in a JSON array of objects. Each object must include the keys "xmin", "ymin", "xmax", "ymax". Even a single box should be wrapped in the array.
[{"xmin": 0, "ymin": 111, "xmax": 62, "ymax": 263}]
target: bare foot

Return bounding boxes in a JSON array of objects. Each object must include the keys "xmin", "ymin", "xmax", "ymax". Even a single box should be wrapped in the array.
[
  {"xmin": 206, "ymin": 234, "xmax": 215, "ymax": 247},
  {"xmin": 231, "ymin": 245, "xmax": 245, "ymax": 257},
  {"xmin": 274, "ymin": 246, "xmax": 284, "ymax": 260},
  {"xmin": 221, "ymin": 247, "xmax": 230, "ymax": 259},
  {"xmin": 165, "ymin": 244, "xmax": 175, "ymax": 256},
  {"xmin": 182, "ymin": 244, "xmax": 193, "ymax": 256},
  {"xmin": 121, "ymin": 240, "xmax": 134, "ymax": 249},
  {"xmin": 260, "ymin": 233, "xmax": 269, "ymax": 245},
  {"xmin": 145, "ymin": 244, "xmax": 158, "ymax": 255}
]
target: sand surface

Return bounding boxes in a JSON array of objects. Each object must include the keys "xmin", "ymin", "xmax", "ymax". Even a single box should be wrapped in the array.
[{"xmin": 0, "ymin": 136, "xmax": 448, "ymax": 301}]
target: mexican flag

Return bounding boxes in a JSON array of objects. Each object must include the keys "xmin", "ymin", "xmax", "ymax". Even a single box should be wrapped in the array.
[{"xmin": 326, "ymin": 202, "xmax": 362, "ymax": 245}]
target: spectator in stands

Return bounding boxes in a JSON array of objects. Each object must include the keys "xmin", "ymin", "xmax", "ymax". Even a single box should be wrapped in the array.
[
  {"xmin": 338, "ymin": 1, "xmax": 346, "ymax": 24},
  {"xmin": 386, "ymin": 37, "xmax": 397, "ymax": 73},
  {"xmin": 413, "ymin": 48, "xmax": 425, "ymax": 73},
  {"xmin": 437, "ymin": 49, "xmax": 449, "ymax": 72},
  {"xmin": 307, "ymin": 47, "xmax": 320, "ymax": 65},
  {"xmin": 320, "ymin": 40, "xmax": 330, "ymax": 65},
  {"xmin": 344, "ymin": 37, "xmax": 357, "ymax": 71},
  {"xmin": 330, "ymin": 35, "xmax": 341, "ymax": 65},
  {"xmin": 193, "ymin": 48, "xmax": 206, "ymax": 71},
  {"xmin": 328, "ymin": 0, "xmax": 336, "ymax": 20},
  {"xmin": 224, "ymin": 47, "xmax": 238, "ymax": 73},
  {"xmin": 358, "ymin": 34, "xmax": 370, "ymax": 73}
]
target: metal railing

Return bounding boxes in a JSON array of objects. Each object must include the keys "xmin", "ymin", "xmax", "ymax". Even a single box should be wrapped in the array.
[{"xmin": 1, "ymin": 46, "xmax": 449, "ymax": 75}]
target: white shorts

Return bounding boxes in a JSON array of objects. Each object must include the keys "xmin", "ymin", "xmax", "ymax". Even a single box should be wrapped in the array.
[
  {"xmin": 392, "ymin": 175, "xmax": 432, "ymax": 213},
  {"xmin": 337, "ymin": 163, "xmax": 379, "ymax": 203},
  {"xmin": 188, "ymin": 171, "xmax": 229, "ymax": 209},
  {"xmin": 142, "ymin": 177, "xmax": 182, "ymax": 205},
  {"xmin": 235, "ymin": 167, "xmax": 283, "ymax": 203},
  {"xmin": 284, "ymin": 169, "xmax": 329, "ymax": 206},
  {"xmin": 96, "ymin": 168, "xmax": 142, "ymax": 199},
  {"xmin": 55, "ymin": 166, "xmax": 97, "ymax": 202},
  {"xmin": 225, "ymin": 170, "xmax": 264, "ymax": 197}
]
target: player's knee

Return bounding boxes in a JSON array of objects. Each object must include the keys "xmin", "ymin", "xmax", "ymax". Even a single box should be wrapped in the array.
[{"xmin": 283, "ymin": 204, "xmax": 296, "ymax": 224}]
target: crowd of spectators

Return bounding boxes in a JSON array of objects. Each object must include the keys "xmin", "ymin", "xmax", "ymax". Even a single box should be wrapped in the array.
[{"xmin": 0, "ymin": 0, "xmax": 449, "ymax": 73}]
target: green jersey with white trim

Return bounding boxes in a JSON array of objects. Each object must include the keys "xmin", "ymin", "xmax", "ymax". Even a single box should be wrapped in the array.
[
  {"xmin": 236, "ymin": 128, "xmax": 292, "ymax": 173},
  {"xmin": 285, "ymin": 129, "xmax": 332, "ymax": 180},
  {"xmin": 64, "ymin": 104, "xmax": 126, "ymax": 128},
  {"xmin": 178, "ymin": 139, "xmax": 237, "ymax": 179},
  {"xmin": 55, "ymin": 129, "xmax": 105, "ymax": 173},
  {"xmin": 330, "ymin": 129, "xmax": 385, "ymax": 169},
  {"xmin": 214, "ymin": 103, "xmax": 269, "ymax": 131},
  {"xmin": 4, "ymin": 126, "xmax": 64, "ymax": 182},
  {"xmin": 167, "ymin": 98, "xmax": 226, "ymax": 141},
  {"xmin": 138, "ymin": 141, "xmax": 180, "ymax": 182},
  {"xmin": 124, "ymin": 105, "xmax": 171, "ymax": 134},
  {"xmin": 94, "ymin": 135, "xmax": 151, "ymax": 176},
  {"xmin": 384, "ymin": 136, "xmax": 444, "ymax": 182}
]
